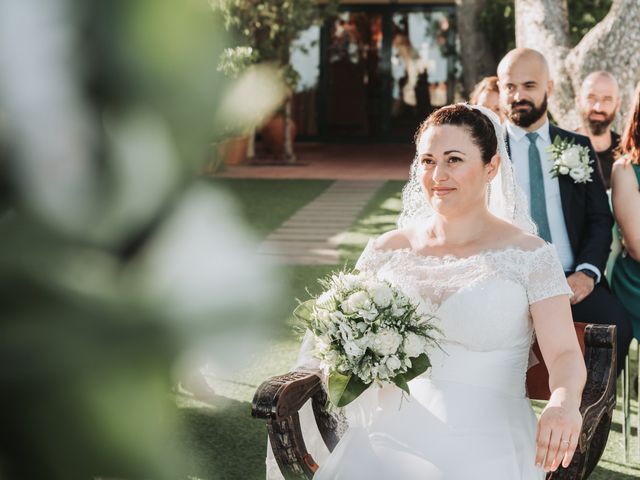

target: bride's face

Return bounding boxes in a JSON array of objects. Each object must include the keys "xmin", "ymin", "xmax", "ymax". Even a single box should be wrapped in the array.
[{"xmin": 417, "ymin": 124, "xmax": 496, "ymax": 216}]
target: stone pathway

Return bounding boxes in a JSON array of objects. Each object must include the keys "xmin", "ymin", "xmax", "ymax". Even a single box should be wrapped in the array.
[
  {"xmin": 258, "ymin": 180, "xmax": 384, "ymax": 265},
  {"xmin": 216, "ymin": 143, "xmax": 412, "ymax": 180}
]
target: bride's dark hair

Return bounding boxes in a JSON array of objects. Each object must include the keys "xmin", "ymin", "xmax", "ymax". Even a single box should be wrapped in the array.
[{"xmin": 415, "ymin": 103, "xmax": 498, "ymax": 165}]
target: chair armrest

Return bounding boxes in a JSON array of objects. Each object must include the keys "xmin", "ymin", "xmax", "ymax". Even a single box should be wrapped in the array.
[
  {"xmin": 252, "ymin": 370, "xmax": 328, "ymax": 480},
  {"xmin": 546, "ymin": 324, "xmax": 616, "ymax": 479},
  {"xmin": 577, "ymin": 324, "xmax": 617, "ymax": 452},
  {"xmin": 252, "ymin": 370, "xmax": 323, "ymax": 421}
]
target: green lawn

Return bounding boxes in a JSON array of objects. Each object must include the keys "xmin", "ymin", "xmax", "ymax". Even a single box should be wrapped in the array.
[
  {"xmin": 214, "ymin": 179, "xmax": 333, "ymax": 239},
  {"xmin": 183, "ymin": 179, "xmax": 640, "ymax": 479}
]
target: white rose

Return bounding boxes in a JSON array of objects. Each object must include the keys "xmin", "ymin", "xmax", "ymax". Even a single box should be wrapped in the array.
[
  {"xmin": 368, "ymin": 282, "xmax": 393, "ymax": 308},
  {"xmin": 561, "ymin": 147, "xmax": 582, "ymax": 168},
  {"xmin": 569, "ymin": 167, "xmax": 590, "ymax": 183},
  {"xmin": 356, "ymin": 322, "xmax": 369, "ymax": 333},
  {"xmin": 354, "ymin": 333, "xmax": 371, "ymax": 350},
  {"xmin": 344, "ymin": 340, "xmax": 365, "ymax": 358},
  {"xmin": 338, "ymin": 322, "xmax": 355, "ymax": 341},
  {"xmin": 370, "ymin": 329, "xmax": 403, "ymax": 356},
  {"xmin": 386, "ymin": 355, "xmax": 402, "ymax": 372},
  {"xmin": 558, "ymin": 165, "xmax": 570, "ymax": 175},
  {"xmin": 360, "ymin": 306, "xmax": 379, "ymax": 322},
  {"xmin": 403, "ymin": 332, "xmax": 426, "ymax": 357},
  {"xmin": 329, "ymin": 310, "xmax": 346, "ymax": 324},
  {"xmin": 341, "ymin": 290, "xmax": 371, "ymax": 314},
  {"xmin": 376, "ymin": 363, "xmax": 391, "ymax": 380},
  {"xmin": 391, "ymin": 303, "xmax": 406, "ymax": 317},
  {"xmin": 316, "ymin": 308, "xmax": 330, "ymax": 324}
]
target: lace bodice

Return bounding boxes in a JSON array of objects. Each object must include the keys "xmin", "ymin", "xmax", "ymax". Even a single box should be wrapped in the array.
[{"xmin": 355, "ymin": 240, "xmax": 572, "ymax": 352}]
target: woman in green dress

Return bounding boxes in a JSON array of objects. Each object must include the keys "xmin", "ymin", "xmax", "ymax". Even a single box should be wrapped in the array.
[{"xmin": 611, "ymin": 82, "xmax": 640, "ymax": 340}]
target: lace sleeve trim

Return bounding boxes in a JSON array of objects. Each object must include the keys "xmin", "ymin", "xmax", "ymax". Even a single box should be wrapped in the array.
[
  {"xmin": 355, "ymin": 238, "xmax": 386, "ymax": 272},
  {"xmin": 526, "ymin": 243, "xmax": 573, "ymax": 305}
]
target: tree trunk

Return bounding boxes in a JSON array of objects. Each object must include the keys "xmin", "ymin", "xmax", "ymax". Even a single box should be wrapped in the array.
[
  {"xmin": 514, "ymin": 0, "xmax": 640, "ymax": 129},
  {"xmin": 455, "ymin": 0, "xmax": 498, "ymax": 96}
]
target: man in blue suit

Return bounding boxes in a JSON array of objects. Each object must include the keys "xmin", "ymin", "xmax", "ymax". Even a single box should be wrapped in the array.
[{"xmin": 497, "ymin": 48, "xmax": 632, "ymax": 374}]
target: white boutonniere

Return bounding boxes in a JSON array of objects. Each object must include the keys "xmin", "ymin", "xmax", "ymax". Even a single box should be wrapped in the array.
[{"xmin": 546, "ymin": 136, "xmax": 594, "ymax": 183}]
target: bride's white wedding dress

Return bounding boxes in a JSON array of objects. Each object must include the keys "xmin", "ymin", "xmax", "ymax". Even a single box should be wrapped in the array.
[{"xmin": 266, "ymin": 239, "xmax": 572, "ymax": 480}]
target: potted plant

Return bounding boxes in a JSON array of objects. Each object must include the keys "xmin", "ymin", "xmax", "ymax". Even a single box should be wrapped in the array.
[{"xmin": 212, "ymin": 0, "xmax": 337, "ymax": 164}]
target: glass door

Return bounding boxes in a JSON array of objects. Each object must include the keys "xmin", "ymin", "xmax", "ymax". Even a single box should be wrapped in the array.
[
  {"xmin": 318, "ymin": 6, "xmax": 458, "ymax": 141},
  {"xmin": 323, "ymin": 11, "xmax": 384, "ymax": 138},
  {"xmin": 390, "ymin": 11, "xmax": 457, "ymax": 140}
]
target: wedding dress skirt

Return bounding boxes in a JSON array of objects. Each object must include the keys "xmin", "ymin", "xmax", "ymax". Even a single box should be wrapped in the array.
[
  {"xmin": 314, "ymin": 343, "xmax": 542, "ymax": 479},
  {"xmin": 266, "ymin": 241, "xmax": 571, "ymax": 480}
]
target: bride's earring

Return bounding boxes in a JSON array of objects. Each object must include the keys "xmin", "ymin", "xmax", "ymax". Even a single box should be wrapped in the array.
[{"xmin": 486, "ymin": 181, "xmax": 492, "ymax": 205}]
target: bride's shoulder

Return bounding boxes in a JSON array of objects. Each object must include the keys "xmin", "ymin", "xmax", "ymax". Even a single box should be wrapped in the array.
[
  {"xmin": 509, "ymin": 232, "xmax": 547, "ymax": 252},
  {"xmin": 357, "ymin": 229, "xmax": 414, "ymax": 271},
  {"xmin": 373, "ymin": 228, "xmax": 415, "ymax": 252},
  {"xmin": 491, "ymin": 220, "xmax": 547, "ymax": 253}
]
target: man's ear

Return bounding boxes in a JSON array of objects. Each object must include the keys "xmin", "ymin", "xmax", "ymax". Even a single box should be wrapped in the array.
[{"xmin": 547, "ymin": 79, "xmax": 555, "ymax": 96}]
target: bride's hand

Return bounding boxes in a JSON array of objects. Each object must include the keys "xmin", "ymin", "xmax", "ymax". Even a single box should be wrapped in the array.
[{"xmin": 535, "ymin": 394, "xmax": 582, "ymax": 472}]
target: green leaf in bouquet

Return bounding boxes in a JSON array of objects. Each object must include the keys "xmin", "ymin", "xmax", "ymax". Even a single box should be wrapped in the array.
[
  {"xmin": 391, "ymin": 353, "xmax": 431, "ymax": 395},
  {"xmin": 328, "ymin": 371, "xmax": 369, "ymax": 407},
  {"xmin": 393, "ymin": 374, "xmax": 410, "ymax": 394},
  {"xmin": 293, "ymin": 299, "xmax": 315, "ymax": 323},
  {"xmin": 404, "ymin": 353, "xmax": 431, "ymax": 382}
]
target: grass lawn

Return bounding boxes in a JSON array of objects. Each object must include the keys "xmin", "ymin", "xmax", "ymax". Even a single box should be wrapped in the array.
[
  {"xmin": 213, "ymin": 179, "xmax": 333, "ymax": 239},
  {"xmin": 182, "ymin": 179, "xmax": 640, "ymax": 479}
]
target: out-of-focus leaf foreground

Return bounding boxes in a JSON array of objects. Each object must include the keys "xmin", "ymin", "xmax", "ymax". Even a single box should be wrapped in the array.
[{"xmin": 0, "ymin": 0, "xmax": 286, "ymax": 478}]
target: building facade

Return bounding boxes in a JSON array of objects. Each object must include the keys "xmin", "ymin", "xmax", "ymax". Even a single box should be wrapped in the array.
[{"xmin": 292, "ymin": 0, "xmax": 460, "ymax": 142}]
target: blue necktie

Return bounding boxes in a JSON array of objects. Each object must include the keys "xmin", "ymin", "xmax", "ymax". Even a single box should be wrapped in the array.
[{"xmin": 526, "ymin": 132, "xmax": 552, "ymax": 242}]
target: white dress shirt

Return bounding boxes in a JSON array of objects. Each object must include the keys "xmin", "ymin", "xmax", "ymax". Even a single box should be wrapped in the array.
[{"xmin": 505, "ymin": 118, "xmax": 601, "ymax": 282}]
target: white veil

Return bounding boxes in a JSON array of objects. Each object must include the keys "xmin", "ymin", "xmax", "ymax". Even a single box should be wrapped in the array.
[{"xmin": 397, "ymin": 103, "xmax": 537, "ymax": 235}]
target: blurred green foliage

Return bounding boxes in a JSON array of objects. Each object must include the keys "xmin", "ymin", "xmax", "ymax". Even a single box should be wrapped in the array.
[
  {"xmin": 212, "ymin": 0, "xmax": 338, "ymax": 90},
  {"xmin": 0, "ymin": 1, "xmax": 286, "ymax": 479}
]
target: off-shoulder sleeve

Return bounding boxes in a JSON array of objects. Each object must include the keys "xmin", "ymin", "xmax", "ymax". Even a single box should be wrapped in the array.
[
  {"xmin": 355, "ymin": 238, "xmax": 388, "ymax": 272},
  {"xmin": 526, "ymin": 244, "xmax": 573, "ymax": 305}
]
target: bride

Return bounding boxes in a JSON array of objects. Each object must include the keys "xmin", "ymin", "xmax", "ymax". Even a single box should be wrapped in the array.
[{"xmin": 267, "ymin": 104, "xmax": 586, "ymax": 479}]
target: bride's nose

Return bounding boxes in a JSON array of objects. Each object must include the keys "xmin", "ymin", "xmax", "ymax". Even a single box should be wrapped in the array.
[{"xmin": 432, "ymin": 163, "xmax": 449, "ymax": 182}]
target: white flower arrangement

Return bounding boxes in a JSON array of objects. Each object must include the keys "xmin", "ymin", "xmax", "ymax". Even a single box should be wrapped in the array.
[
  {"xmin": 546, "ymin": 136, "xmax": 594, "ymax": 184},
  {"xmin": 294, "ymin": 270, "xmax": 440, "ymax": 407}
]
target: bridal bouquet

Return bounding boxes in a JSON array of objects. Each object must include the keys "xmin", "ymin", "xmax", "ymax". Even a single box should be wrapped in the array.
[{"xmin": 294, "ymin": 270, "xmax": 440, "ymax": 407}]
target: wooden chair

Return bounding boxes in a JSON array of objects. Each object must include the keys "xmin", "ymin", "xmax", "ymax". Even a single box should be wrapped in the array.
[
  {"xmin": 622, "ymin": 338, "xmax": 640, "ymax": 462},
  {"xmin": 252, "ymin": 323, "xmax": 617, "ymax": 480}
]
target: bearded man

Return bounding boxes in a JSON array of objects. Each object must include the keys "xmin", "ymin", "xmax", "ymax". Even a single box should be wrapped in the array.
[
  {"xmin": 497, "ymin": 48, "xmax": 632, "ymax": 374},
  {"xmin": 576, "ymin": 71, "xmax": 622, "ymax": 189}
]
